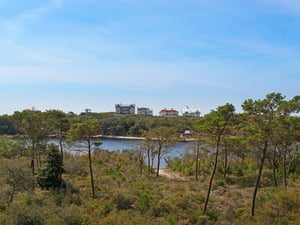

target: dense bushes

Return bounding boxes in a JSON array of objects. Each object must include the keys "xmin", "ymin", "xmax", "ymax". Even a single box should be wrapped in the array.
[{"xmin": 0, "ymin": 146, "xmax": 299, "ymax": 224}]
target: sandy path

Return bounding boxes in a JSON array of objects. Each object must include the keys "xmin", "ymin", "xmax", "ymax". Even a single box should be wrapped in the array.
[{"xmin": 159, "ymin": 169, "xmax": 188, "ymax": 181}]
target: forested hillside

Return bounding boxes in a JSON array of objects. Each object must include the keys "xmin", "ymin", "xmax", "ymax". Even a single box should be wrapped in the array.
[{"xmin": 0, "ymin": 93, "xmax": 299, "ymax": 225}]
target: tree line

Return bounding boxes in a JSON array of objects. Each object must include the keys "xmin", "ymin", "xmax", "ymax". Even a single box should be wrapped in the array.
[{"xmin": 0, "ymin": 92, "xmax": 299, "ymax": 223}]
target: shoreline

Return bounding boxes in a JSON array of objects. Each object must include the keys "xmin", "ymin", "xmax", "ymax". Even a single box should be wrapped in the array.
[
  {"xmin": 94, "ymin": 135, "xmax": 145, "ymax": 141},
  {"xmin": 95, "ymin": 135, "xmax": 195, "ymax": 142},
  {"xmin": 48, "ymin": 134, "xmax": 195, "ymax": 142}
]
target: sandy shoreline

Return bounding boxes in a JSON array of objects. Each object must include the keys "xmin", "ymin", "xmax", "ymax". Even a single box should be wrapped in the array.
[
  {"xmin": 94, "ymin": 135, "xmax": 145, "ymax": 140},
  {"xmin": 96, "ymin": 135, "xmax": 195, "ymax": 142},
  {"xmin": 48, "ymin": 134, "xmax": 195, "ymax": 142}
]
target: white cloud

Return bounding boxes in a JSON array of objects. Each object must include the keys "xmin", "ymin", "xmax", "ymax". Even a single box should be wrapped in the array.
[{"xmin": 0, "ymin": 0, "xmax": 62, "ymax": 39}]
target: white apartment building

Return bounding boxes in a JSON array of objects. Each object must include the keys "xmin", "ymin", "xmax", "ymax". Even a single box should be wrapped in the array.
[
  {"xmin": 182, "ymin": 106, "xmax": 200, "ymax": 117},
  {"xmin": 115, "ymin": 104, "xmax": 135, "ymax": 114},
  {"xmin": 137, "ymin": 107, "xmax": 153, "ymax": 116}
]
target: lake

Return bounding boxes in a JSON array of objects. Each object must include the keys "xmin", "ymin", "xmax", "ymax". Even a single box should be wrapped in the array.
[{"xmin": 49, "ymin": 138, "xmax": 196, "ymax": 168}]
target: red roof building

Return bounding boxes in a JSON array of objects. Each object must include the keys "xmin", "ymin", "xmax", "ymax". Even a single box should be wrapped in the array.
[{"xmin": 159, "ymin": 108, "xmax": 179, "ymax": 117}]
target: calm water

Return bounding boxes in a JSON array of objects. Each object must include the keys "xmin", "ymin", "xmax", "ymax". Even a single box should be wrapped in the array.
[{"xmin": 49, "ymin": 138, "xmax": 195, "ymax": 168}]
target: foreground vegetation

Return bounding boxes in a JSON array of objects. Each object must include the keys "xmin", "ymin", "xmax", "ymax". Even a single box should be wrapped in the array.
[
  {"xmin": 0, "ymin": 148, "xmax": 299, "ymax": 225},
  {"xmin": 0, "ymin": 92, "xmax": 299, "ymax": 224}
]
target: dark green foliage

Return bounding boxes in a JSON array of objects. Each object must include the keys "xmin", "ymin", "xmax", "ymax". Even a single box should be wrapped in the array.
[
  {"xmin": 37, "ymin": 144, "xmax": 64, "ymax": 190},
  {"xmin": 0, "ymin": 115, "xmax": 16, "ymax": 135}
]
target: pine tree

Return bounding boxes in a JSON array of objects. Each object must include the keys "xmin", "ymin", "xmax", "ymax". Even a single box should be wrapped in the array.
[{"xmin": 37, "ymin": 144, "xmax": 64, "ymax": 190}]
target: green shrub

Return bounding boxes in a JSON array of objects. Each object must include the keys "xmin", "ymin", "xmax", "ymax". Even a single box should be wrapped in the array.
[
  {"xmin": 216, "ymin": 179, "xmax": 224, "ymax": 187},
  {"xmin": 151, "ymin": 201, "xmax": 171, "ymax": 217},
  {"xmin": 113, "ymin": 193, "xmax": 135, "ymax": 210},
  {"xmin": 137, "ymin": 192, "xmax": 151, "ymax": 213},
  {"xmin": 227, "ymin": 173, "xmax": 257, "ymax": 187},
  {"xmin": 233, "ymin": 167, "xmax": 244, "ymax": 177},
  {"xmin": 103, "ymin": 201, "xmax": 113, "ymax": 216},
  {"xmin": 6, "ymin": 199, "xmax": 46, "ymax": 225},
  {"xmin": 60, "ymin": 204, "xmax": 89, "ymax": 225}
]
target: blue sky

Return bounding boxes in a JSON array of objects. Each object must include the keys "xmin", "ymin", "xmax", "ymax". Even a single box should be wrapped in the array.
[{"xmin": 0, "ymin": 0, "xmax": 299, "ymax": 115}]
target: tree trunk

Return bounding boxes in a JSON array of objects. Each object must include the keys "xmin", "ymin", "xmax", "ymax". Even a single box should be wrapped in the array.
[
  {"xmin": 59, "ymin": 137, "xmax": 64, "ymax": 181},
  {"xmin": 196, "ymin": 139, "xmax": 201, "ymax": 181},
  {"xmin": 31, "ymin": 140, "xmax": 35, "ymax": 175},
  {"xmin": 8, "ymin": 186, "xmax": 15, "ymax": 204},
  {"xmin": 283, "ymin": 144, "xmax": 287, "ymax": 190},
  {"xmin": 203, "ymin": 138, "xmax": 220, "ymax": 213},
  {"xmin": 272, "ymin": 145, "xmax": 278, "ymax": 187},
  {"xmin": 251, "ymin": 141, "xmax": 268, "ymax": 217},
  {"xmin": 156, "ymin": 145, "xmax": 162, "ymax": 177},
  {"xmin": 37, "ymin": 147, "xmax": 41, "ymax": 169},
  {"xmin": 59, "ymin": 137, "xmax": 64, "ymax": 161},
  {"xmin": 147, "ymin": 145, "xmax": 151, "ymax": 173},
  {"xmin": 139, "ymin": 151, "xmax": 143, "ymax": 176},
  {"xmin": 223, "ymin": 148, "xmax": 228, "ymax": 179},
  {"xmin": 151, "ymin": 156, "xmax": 154, "ymax": 173},
  {"xmin": 88, "ymin": 140, "xmax": 95, "ymax": 198},
  {"xmin": 287, "ymin": 144, "xmax": 297, "ymax": 178}
]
